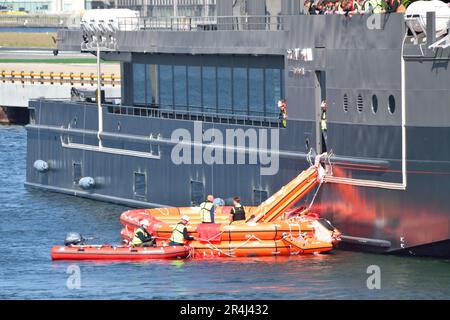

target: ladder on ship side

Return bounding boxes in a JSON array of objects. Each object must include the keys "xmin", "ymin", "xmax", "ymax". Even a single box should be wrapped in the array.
[{"xmin": 249, "ymin": 153, "xmax": 329, "ymax": 223}]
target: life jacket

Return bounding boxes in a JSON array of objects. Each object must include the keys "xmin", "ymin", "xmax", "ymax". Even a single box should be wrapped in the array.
[
  {"xmin": 353, "ymin": 0, "xmax": 362, "ymax": 12},
  {"xmin": 200, "ymin": 201, "xmax": 214, "ymax": 223},
  {"xmin": 170, "ymin": 222, "xmax": 186, "ymax": 244},
  {"xmin": 321, "ymin": 111, "xmax": 327, "ymax": 131},
  {"xmin": 397, "ymin": 3, "xmax": 406, "ymax": 13},
  {"xmin": 131, "ymin": 227, "xmax": 150, "ymax": 246},
  {"xmin": 232, "ymin": 204, "xmax": 246, "ymax": 222},
  {"xmin": 364, "ymin": 0, "xmax": 383, "ymax": 14}
]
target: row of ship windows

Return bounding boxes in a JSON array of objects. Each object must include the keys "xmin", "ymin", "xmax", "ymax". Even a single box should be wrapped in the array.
[
  {"xmin": 72, "ymin": 164, "xmax": 268, "ymax": 206},
  {"xmin": 342, "ymin": 93, "xmax": 396, "ymax": 115},
  {"xmin": 132, "ymin": 63, "xmax": 284, "ymax": 118}
]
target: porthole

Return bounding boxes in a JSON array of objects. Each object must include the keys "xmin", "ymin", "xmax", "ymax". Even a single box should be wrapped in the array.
[
  {"xmin": 372, "ymin": 95, "xmax": 378, "ymax": 114},
  {"xmin": 388, "ymin": 95, "xmax": 396, "ymax": 114},
  {"xmin": 343, "ymin": 94, "xmax": 349, "ymax": 112},
  {"xmin": 357, "ymin": 94, "xmax": 364, "ymax": 113}
]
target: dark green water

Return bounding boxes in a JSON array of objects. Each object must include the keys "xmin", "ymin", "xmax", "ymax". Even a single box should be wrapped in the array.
[{"xmin": 1, "ymin": 125, "xmax": 450, "ymax": 299}]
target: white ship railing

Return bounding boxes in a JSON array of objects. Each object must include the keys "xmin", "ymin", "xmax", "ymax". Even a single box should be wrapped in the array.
[{"xmin": 116, "ymin": 15, "xmax": 285, "ymax": 31}]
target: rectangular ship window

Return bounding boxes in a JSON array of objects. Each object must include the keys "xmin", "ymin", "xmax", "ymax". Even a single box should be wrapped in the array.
[
  {"xmin": 151, "ymin": 144, "xmax": 160, "ymax": 156},
  {"xmin": 202, "ymin": 66, "xmax": 217, "ymax": 113},
  {"xmin": 133, "ymin": 63, "xmax": 146, "ymax": 105},
  {"xmin": 249, "ymin": 68, "xmax": 264, "ymax": 117},
  {"xmin": 253, "ymin": 189, "xmax": 268, "ymax": 205},
  {"xmin": 159, "ymin": 65, "xmax": 174, "ymax": 108},
  {"xmin": 265, "ymin": 68, "xmax": 282, "ymax": 118},
  {"xmin": 174, "ymin": 65, "xmax": 187, "ymax": 110},
  {"xmin": 188, "ymin": 66, "xmax": 202, "ymax": 112},
  {"xmin": 134, "ymin": 172, "xmax": 147, "ymax": 198},
  {"xmin": 217, "ymin": 67, "xmax": 232, "ymax": 114},
  {"xmin": 73, "ymin": 162, "xmax": 82, "ymax": 184},
  {"xmin": 233, "ymin": 67, "xmax": 248, "ymax": 115},
  {"xmin": 190, "ymin": 180, "xmax": 204, "ymax": 206}
]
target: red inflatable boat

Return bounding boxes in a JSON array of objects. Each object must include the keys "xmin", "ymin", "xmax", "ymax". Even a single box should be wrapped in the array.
[{"xmin": 50, "ymin": 245, "xmax": 191, "ymax": 261}]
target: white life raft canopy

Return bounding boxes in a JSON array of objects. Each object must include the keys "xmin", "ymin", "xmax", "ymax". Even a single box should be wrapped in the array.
[{"xmin": 404, "ymin": 1, "xmax": 450, "ymax": 48}]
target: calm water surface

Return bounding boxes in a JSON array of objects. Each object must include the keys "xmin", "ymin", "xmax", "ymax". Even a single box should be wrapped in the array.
[
  {"xmin": 0, "ymin": 27, "xmax": 57, "ymax": 33},
  {"xmin": 1, "ymin": 125, "xmax": 450, "ymax": 299}
]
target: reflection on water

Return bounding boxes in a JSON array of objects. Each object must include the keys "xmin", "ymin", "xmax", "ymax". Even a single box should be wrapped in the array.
[{"xmin": 1, "ymin": 125, "xmax": 450, "ymax": 299}]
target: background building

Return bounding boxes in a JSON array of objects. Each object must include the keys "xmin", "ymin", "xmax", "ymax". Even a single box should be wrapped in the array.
[{"xmin": 0, "ymin": 0, "xmax": 115, "ymax": 13}]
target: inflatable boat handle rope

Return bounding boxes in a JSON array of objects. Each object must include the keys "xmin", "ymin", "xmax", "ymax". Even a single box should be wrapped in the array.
[{"xmin": 194, "ymin": 234, "xmax": 266, "ymax": 258}]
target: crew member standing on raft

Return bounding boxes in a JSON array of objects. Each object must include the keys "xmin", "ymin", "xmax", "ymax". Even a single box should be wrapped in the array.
[
  {"xmin": 169, "ymin": 215, "xmax": 195, "ymax": 246},
  {"xmin": 200, "ymin": 195, "xmax": 215, "ymax": 223},
  {"xmin": 230, "ymin": 196, "xmax": 246, "ymax": 222},
  {"xmin": 131, "ymin": 219, "xmax": 156, "ymax": 247}
]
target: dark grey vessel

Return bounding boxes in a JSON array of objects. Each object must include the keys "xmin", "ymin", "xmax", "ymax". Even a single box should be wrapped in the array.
[{"xmin": 25, "ymin": 1, "xmax": 450, "ymax": 258}]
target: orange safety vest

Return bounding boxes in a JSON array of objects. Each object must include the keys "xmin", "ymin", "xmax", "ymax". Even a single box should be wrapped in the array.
[{"xmin": 397, "ymin": 4, "xmax": 406, "ymax": 13}]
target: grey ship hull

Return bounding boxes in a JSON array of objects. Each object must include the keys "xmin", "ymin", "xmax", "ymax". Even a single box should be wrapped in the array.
[{"xmin": 25, "ymin": 13, "xmax": 450, "ymax": 258}]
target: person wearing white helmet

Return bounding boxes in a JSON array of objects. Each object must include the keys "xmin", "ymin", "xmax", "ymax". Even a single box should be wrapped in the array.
[
  {"xmin": 169, "ymin": 215, "xmax": 195, "ymax": 246},
  {"xmin": 131, "ymin": 219, "xmax": 156, "ymax": 247},
  {"xmin": 200, "ymin": 195, "xmax": 216, "ymax": 224}
]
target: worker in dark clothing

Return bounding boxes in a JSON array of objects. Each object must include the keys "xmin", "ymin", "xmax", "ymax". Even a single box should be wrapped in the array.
[
  {"xmin": 230, "ymin": 196, "xmax": 246, "ymax": 223},
  {"xmin": 385, "ymin": 0, "xmax": 399, "ymax": 13},
  {"xmin": 320, "ymin": 100, "xmax": 328, "ymax": 153},
  {"xmin": 131, "ymin": 219, "xmax": 156, "ymax": 247},
  {"xmin": 169, "ymin": 215, "xmax": 195, "ymax": 246}
]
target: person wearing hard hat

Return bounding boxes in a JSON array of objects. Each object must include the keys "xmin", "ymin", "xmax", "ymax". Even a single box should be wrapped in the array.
[
  {"xmin": 169, "ymin": 215, "xmax": 195, "ymax": 246},
  {"xmin": 131, "ymin": 219, "xmax": 156, "ymax": 247},
  {"xmin": 199, "ymin": 195, "xmax": 215, "ymax": 223}
]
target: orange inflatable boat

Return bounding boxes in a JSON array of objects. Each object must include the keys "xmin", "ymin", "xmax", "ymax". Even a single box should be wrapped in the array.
[{"xmin": 50, "ymin": 244, "xmax": 190, "ymax": 260}]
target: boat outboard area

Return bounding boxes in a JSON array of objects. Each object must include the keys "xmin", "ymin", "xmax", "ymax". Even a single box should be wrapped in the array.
[{"xmin": 51, "ymin": 154, "xmax": 341, "ymax": 261}]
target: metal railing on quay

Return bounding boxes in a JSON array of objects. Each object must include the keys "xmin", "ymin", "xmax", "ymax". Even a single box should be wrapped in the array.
[{"xmin": 1, "ymin": 70, "xmax": 120, "ymax": 87}]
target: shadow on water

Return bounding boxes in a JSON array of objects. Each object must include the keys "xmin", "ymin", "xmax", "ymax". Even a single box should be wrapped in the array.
[{"xmin": 1, "ymin": 126, "xmax": 450, "ymax": 299}]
